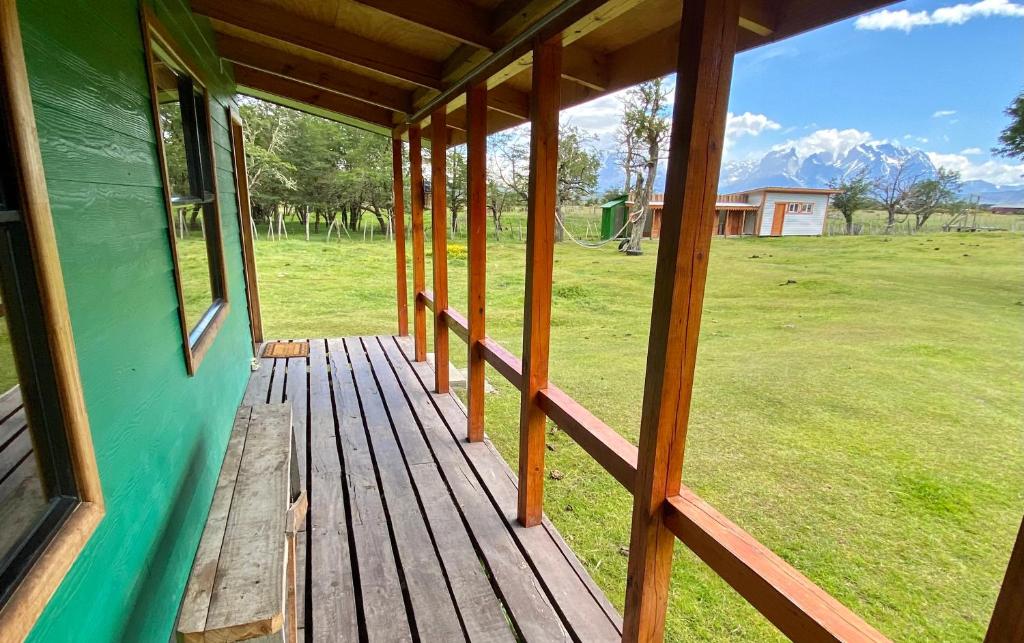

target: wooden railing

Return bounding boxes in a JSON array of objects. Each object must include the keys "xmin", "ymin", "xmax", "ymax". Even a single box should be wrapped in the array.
[{"xmin": 384, "ymin": 1, "xmax": 1010, "ymax": 640}]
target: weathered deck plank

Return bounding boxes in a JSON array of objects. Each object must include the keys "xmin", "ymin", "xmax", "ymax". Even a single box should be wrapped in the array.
[{"xmin": 238, "ymin": 335, "xmax": 620, "ymax": 642}]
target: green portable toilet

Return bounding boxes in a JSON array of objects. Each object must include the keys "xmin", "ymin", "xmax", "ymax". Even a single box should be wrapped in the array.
[{"xmin": 600, "ymin": 196, "xmax": 628, "ymax": 240}]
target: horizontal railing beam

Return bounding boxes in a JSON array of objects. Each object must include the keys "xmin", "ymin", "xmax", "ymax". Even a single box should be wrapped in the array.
[
  {"xmin": 442, "ymin": 308, "xmax": 469, "ymax": 344},
  {"xmin": 664, "ymin": 491, "xmax": 889, "ymax": 643}
]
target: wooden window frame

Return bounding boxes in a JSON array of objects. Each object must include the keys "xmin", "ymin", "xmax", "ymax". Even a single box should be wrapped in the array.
[
  {"xmin": 142, "ymin": 8, "xmax": 230, "ymax": 376},
  {"xmin": 787, "ymin": 201, "xmax": 813, "ymax": 215},
  {"xmin": 0, "ymin": 0, "xmax": 103, "ymax": 638}
]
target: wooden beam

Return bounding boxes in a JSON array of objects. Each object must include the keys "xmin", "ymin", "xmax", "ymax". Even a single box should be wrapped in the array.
[
  {"xmin": 517, "ymin": 34, "xmax": 561, "ymax": 528},
  {"xmin": 217, "ymin": 35, "xmax": 412, "ymax": 113},
  {"xmin": 430, "ymin": 108, "xmax": 450, "ymax": 393},
  {"xmin": 986, "ymin": 517, "xmax": 1024, "ymax": 642},
  {"xmin": 466, "ymin": 83, "xmax": 488, "ymax": 443},
  {"xmin": 665, "ymin": 492, "xmax": 889, "ymax": 642},
  {"xmin": 234, "ymin": 67, "xmax": 396, "ymax": 129},
  {"xmin": 621, "ymin": 0, "xmax": 740, "ymax": 639},
  {"xmin": 392, "ymin": 135, "xmax": 409, "ymax": 336},
  {"xmin": 192, "ymin": 0, "xmax": 442, "ymax": 89},
  {"xmin": 352, "ymin": 0, "xmax": 499, "ymax": 49},
  {"xmin": 409, "ymin": 126, "xmax": 428, "ymax": 361}
]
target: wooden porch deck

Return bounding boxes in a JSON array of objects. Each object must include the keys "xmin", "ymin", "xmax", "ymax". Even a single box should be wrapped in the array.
[{"xmin": 243, "ymin": 336, "xmax": 622, "ymax": 642}]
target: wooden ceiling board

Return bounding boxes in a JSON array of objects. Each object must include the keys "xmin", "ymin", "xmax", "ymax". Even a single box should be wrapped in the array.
[
  {"xmin": 213, "ymin": 22, "xmax": 420, "ymax": 93},
  {"xmin": 331, "ymin": 0, "xmax": 462, "ymax": 60}
]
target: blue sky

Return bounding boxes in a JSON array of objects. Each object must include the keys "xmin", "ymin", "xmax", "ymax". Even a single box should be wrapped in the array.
[{"xmin": 562, "ymin": 0, "xmax": 1024, "ymax": 185}]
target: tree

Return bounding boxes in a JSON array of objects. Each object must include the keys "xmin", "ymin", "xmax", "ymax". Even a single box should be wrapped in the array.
[
  {"xmin": 486, "ymin": 177, "xmax": 518, "ymax": 236},
  {"xmin": 871, "ymin": 158, "xmax": 919, "ymax": 230},
  {"xmin": 620, "ymin": 79, "xmax": 671, "ymax": 255},
  {"xmin": 829, "ymin": 170, "xmax": 871, "ymax": 234},
  {"xmin": 238, "ymin": 99, "xmax": 296, "ymax": 222},
  {"xmin": 994, "ymin": 90, "xmax": 1024, "ymax": 160},
  {"xmin": 903, "ymin": 168, "xmax": 961, "ymax": 230},
  {"xmin": 489, "ymin": 125, "xmax": 599, "ymax": 240},
  {"xmin": 447, "ymin": 148, "xmax": 468, "ymax": 233}
]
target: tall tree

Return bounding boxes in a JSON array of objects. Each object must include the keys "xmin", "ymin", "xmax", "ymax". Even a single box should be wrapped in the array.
[
  {"xmin": 904, "ymin": 168, "xmax": 962, "ymax": 230},
  {"xmin": 994, "ymin": 90, "xmax": 1024, "ymax": 160},
  {"xmin": 871, "ymin": 158, "xmax": 919, "ymax": 231},
  {"xmin": 829, "ymin": 170, "xmax": 872, "ymax": 234},
  {"xmin": 620, "ymin": 79, "xmax": 671, "ymax": 255}
]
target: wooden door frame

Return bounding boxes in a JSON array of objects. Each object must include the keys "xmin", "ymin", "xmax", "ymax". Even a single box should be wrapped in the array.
[
  {"xmin": 227, "ymin": 107, "xmax": 263, "ymax": 353},
  {"xmin": 771, "ymin": 202, "xmax": 787, "ymax": 236}
]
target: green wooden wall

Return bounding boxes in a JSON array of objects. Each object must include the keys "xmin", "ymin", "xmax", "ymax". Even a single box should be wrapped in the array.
[{"xmin": 16, "ymin": 0, "xmax": 253, "ymax": 640}]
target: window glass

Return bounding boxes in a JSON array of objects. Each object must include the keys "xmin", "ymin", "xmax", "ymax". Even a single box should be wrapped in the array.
[
  {"xmin": 0, "ymin": 92, "xmax": 79, "ymax": 602},
  {"xmin": 152, "ymin": 51, "xmax": 224, "ymax": 342}
]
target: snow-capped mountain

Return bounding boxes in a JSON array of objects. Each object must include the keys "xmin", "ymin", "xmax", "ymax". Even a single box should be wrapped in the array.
[
  {"xmin": 596, "ymin": 141, "xmax": 1024, "ymax": 205},
  {"xmin": 718, "ymin": 142, "xmax": 935, "ymax": 192}
]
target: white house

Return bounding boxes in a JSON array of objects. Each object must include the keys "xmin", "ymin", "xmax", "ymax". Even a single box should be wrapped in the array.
[{"xmin": 641, "ymin": 186, "xmax": 840, "ymax": 238}]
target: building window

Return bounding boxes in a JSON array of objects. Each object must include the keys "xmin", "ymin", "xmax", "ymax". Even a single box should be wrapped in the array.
[
  {"xmin": 144, "ymin": 13, "xmax": 229, "ymax": 375},
  {"xmin": 0, "ymin": 0, "xmax": 102, "ymax": 635},
  {"xmin": 787, "ymin": 202, "xmax": 814, "ymax": 214}
]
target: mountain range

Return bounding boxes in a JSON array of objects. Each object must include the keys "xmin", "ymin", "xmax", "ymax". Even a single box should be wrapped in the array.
[{"xmin": 596, "ymin": 142, "xmax": 1024, "ymax": 206}]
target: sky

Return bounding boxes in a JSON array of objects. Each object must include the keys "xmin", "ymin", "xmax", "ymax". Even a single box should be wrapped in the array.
[{"xmin": 560, "ymin": 0, "xmax": 1024, "ymax": 185}]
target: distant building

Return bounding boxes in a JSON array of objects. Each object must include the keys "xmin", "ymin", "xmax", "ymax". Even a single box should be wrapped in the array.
[
  {"xmin": 990, "ymin": 205, "xmax": 1024, "ymax": 214},
  {"xmin": 636, "ymin": 186, "xmax": 840, "ymax": 238}
]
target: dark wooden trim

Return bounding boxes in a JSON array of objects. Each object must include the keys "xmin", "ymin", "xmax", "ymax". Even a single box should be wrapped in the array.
[
  {"xmin": 986, "ymin": 517, "xmax": 1024, "ymax": 642},
  {"xmin": 409, "ymin": 126, "xmax": 427, "ymax": 361},
  {"xmin": 0, "ymin": 0, "xmax": 103, "ymax": 636},
  {"xmin": 392, "ymin": 135, "xmax": 409, "ymax": 336},
  {"xmin": 664, "ymin": 492, "xmax": 889, "ymax": 642},
  {"xmin": 622, "ymin": 0, "xmax": 740, "ymax": 639},
  {"xmin": 430, "ymin": 109, "xmax": 450, "ymax": 393},
  {"xmin": 517, "ymin": 34, "xmax": 561, "ymax": 528},
  {"xmin": 228, "ymin": 108, "xmax": 263, "ymax": 350},
  {"xmin": 466, "ymin": 82, "xmax": 487, "ymax": 443}
]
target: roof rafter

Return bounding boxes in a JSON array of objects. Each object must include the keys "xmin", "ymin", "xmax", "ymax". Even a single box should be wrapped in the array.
[
  {"xmin": 191, "ymin": 0, "xmax": 443, "ymax": 89},
  {"xmin": 217, "ymin": 35, "xmax": 414, "ymax": 113},
  {"xmin": 350, "ymin": 0, "xmax": 500, "ymax": 49},
  {"xmin": 234, "ymin": 66, "xmax": 398, "ymax": 129}
]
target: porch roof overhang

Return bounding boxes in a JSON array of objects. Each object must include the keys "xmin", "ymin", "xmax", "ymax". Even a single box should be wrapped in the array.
[{"xmin": 196, "ymin": 0, "xmax": 895, "ymax": 144}]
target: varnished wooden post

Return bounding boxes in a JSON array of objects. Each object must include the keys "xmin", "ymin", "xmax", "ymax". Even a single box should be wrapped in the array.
[
  {"xmin": 466, "ymin": 83, "xmax": 488, "ymax": 442},
  {"xmin": 430, "ymin": 108, "xmax": 450, "ymax": 393},
  {"xmin": 622, "ymin": 0, "xmax": 739, "ymax": 639},
  {"xmin": 392, "ymin": 134, "xmax": 409, "ymax": 336},
  {"xmin": 986, "ymin": 517, "xmax": 1024, "ymax": 642},
  {"xmin": 409, "ymin": 125, "xmax": 427, "ymax": 361},
  {"xmin": 517, "ymin": 34, "xmax": 561, "ymax": 528}
]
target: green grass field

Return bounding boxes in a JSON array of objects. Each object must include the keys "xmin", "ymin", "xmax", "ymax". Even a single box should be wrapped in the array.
[{"xmin": 251, "ymin": 221, "xmax": 1024, "ymax": 641}]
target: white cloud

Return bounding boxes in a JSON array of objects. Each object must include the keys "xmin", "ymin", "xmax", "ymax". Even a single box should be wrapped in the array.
[
  {"xmin": 725, "ymin": 112, "xmax": 781, "ymax": 140},
  {"xmin": 933, "ymin": 109, "xmax": 957, "ymax": 118},
  {"xmin": 960, "ymin": 147, "xmax": 983, "ymax": 154},
  {"xmin": 772, "ymin": 127, "xmax": 876, "ymax": 159},
  {"xmin": 855, "ymin": 0, "xmax": 1024, "ymax": 32},
  {"xmin": 927, "ymin": 151, "xmax": 1024, "ymax": 184}
]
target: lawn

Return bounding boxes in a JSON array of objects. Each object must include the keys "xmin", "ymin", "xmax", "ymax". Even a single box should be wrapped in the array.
[{"xmin": 254, "ymin": 223, "xmax": 1022, "ymax": 641}]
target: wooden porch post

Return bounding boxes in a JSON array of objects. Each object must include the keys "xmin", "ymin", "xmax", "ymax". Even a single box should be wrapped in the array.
[
  {"xmin": 430, "ymin": 108, "xmax": 450, "ymax": 393},
  {"xmin": 517, "ymin": 34, "xmax": 561, "ymax": 528},
  {"xmin": 392, "ymin": 134, "xmax": 409, "ymax": 336},
  {"xmin": 409, "ymin": 125, "xmax": 427, "ymax": 361},
  {"xmin": 622, "ymin": 0, "xmax": 739, "ymax": 639},
  {"xmin": 466, "ymin": 82, "xmax": 487, "ymax": 442},
  {"xmin": 985, "ymin": 516, "xmax": 1024, "ymax": 642}
]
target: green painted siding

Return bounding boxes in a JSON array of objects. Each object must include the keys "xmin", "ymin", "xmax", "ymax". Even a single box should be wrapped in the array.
[{"xmin": 17, "ymin": 0, "xmax": 252, "ymax": 640}]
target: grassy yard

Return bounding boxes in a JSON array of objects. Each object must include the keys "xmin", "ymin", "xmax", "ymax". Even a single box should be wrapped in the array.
[{"xmin": 253, "ymin": 226, "xmax": 1022, "ymax": 641}]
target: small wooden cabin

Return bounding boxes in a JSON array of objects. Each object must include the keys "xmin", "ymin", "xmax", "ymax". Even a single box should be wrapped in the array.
[
  {"xmin": 641, "ymin": 187, "xmax": 839, "ymax": 239},
  {"xmin": 0, "ymin": 0, "xmax": 1021, "ymax": 641}
]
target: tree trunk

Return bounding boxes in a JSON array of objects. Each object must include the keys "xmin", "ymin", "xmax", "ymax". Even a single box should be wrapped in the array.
[
  {"xmin": 845, "ymin": 213, "xmax": 854, "ymax": 235},
  {"xmin": 554, "ymin": 204, "xmax": 564, "ymax": 242},
  {"xmin": 624, "ymin": 138, "xmax": 660, "ymax": 255}
]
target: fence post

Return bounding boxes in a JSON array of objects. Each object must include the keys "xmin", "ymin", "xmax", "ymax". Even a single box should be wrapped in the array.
[
  {"xmin": 467, "ymin": 82, "xmax": 487, "ymax": 442},
  {"xmin": 622, "ymin": 0, "xmax": 739, "ymax": 639},
  {"xmin": 409, "ymin": 125, "xmax": 427, "ymax": 361},
  {"xmin": 430, "ymin": 108, "xmax": 450, "ymax": 393},
  {"xmin": 517, "ymin": 33, "xmax": 561, "ymax": 528}
]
